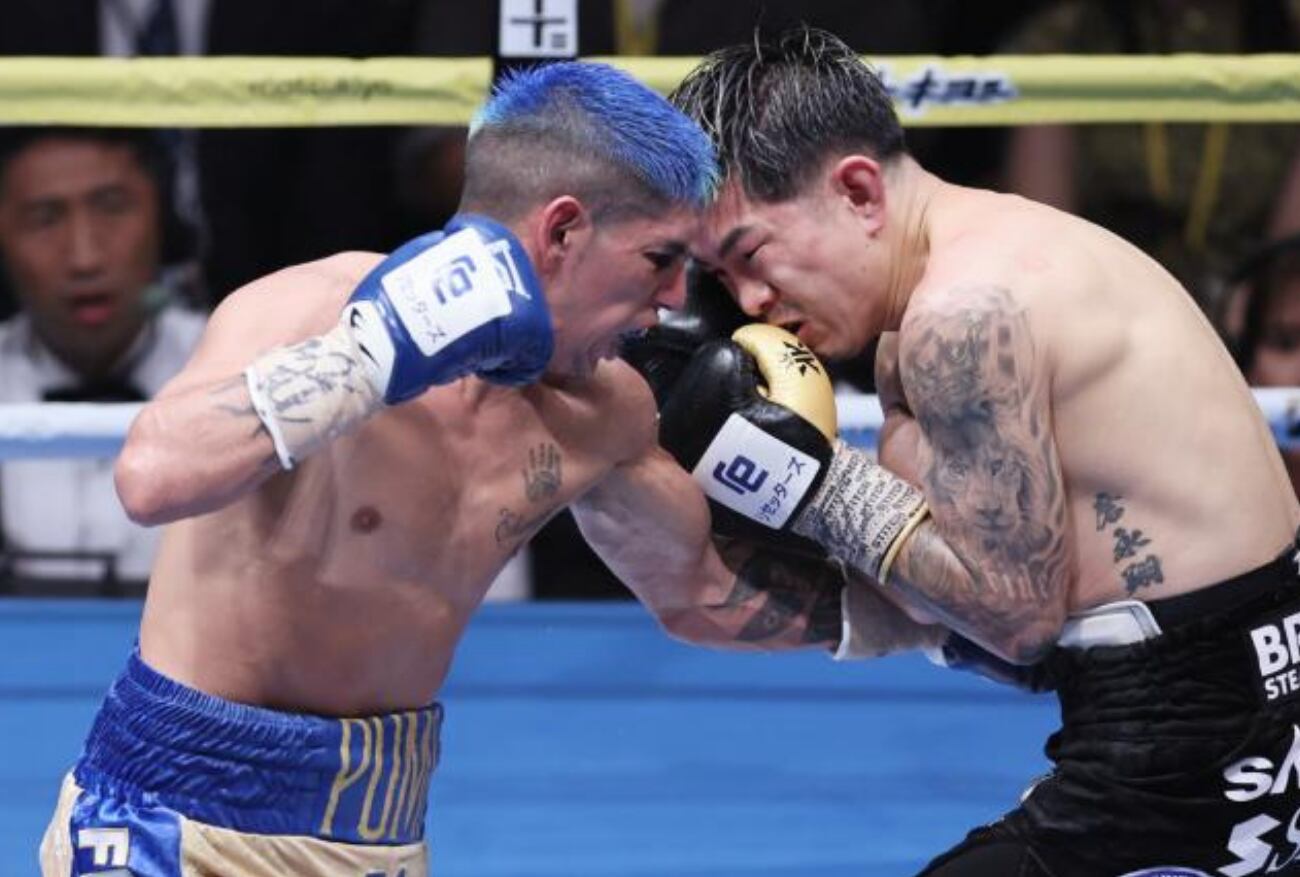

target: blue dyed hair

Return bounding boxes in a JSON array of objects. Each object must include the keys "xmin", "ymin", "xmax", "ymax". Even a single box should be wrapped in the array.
[{"xmin": 462, "ymin": 61, "xmax": 717, "ymax": 217}]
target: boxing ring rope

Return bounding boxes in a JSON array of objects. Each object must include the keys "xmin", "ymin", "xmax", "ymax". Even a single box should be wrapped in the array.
[
  {"xmin": 1, "ymin": 54, "xmax": 1297, "ymax": 458},
  {"xmin": 4, "ymin": 390, "xmax": 1300, "ymax": 460},
  {"xmin": 0, "ymin": 54, "xmax": 1297, "ymax": 877},
  {"xmin": 1, "ymin": 55, "xmax": 1300, "ymax": 126}
]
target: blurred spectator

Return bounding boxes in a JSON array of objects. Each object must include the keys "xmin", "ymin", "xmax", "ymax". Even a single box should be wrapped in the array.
[
  {"xmin": 0, "ymin": 127, "xmax": 206, "ymax": 592},
  {"xmin": 1227, "ymin": 234, "xmax": 1300, "ymax": 497},
  {"xmin": 0, "ymin": 0, "xmax": 425, "ymax": 311},
  {"xmin": 1002, "ymin": 0, "xmax": 1300, "ymax": 311}
]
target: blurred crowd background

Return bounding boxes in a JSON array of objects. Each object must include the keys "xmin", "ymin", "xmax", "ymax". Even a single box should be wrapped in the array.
[{"xmin": 3, "ymin": 0, "xmax": 1300, "ymax": 600}]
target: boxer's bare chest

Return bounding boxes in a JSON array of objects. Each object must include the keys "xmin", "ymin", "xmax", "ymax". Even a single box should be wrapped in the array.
[{"xmin": 258, "ymin": 377, "xmax": 631, "ymax": 604}]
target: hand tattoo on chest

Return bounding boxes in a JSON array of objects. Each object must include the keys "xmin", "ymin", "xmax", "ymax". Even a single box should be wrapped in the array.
[
  {"xmin": 1093, "ymin": 492, "xmax": 1164, "ymax": 595},
  {"xmin": 524, "ymin": 442, "xmax": 562, "ymax": 502},
  {"xmin": 495, "ymin": 442, "xmax": 564, "ymax": 546}
]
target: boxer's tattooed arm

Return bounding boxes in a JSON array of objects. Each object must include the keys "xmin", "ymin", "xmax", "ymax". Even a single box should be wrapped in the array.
[
  {"xmin": 208, "ymin": 375, "xmax": 270, "ymax": 441},
  {"xmin": 710, "ymin": 540, "xmax": 844, "ymax": 647},
  {"xmin": 887, "ymin": 285, "xmax": 1072, "ymax": 662}
]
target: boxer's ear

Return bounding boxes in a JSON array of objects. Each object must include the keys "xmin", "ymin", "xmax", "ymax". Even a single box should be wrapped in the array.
[
  {"xmin": 829, "ymin": 155, "xmax": 886, "ymax": 237},
  {"xmin": 534, "ymin": 196, "xmax": 592, "ymax": 270}
]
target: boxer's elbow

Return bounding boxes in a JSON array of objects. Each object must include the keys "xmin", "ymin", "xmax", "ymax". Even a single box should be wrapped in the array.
[
  {"xmin": 116, "ymin": 443, "xmax": 172, "ymax": 526},
  {"xmin": 989, "ymin": 603, "xmax": 1068, "ymax": 665},
  {"xmin": 654, "ymin": 605, "xmax": 738, "ymax": 650},
  {"xmin": 115, "ymin": 410, "xmax": 187, "ymax": 526}
]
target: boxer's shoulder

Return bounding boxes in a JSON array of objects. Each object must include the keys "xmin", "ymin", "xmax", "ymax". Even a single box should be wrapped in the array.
[{"xmin": 529, "ymin": 358, "xmax": 659, "ymax": 463}]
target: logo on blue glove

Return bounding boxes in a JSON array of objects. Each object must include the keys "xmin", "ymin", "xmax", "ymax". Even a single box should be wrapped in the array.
[
  {"xmin": 713, "ymin": 455, "xmax": 769, "ymax": 495},
  {"xmin": 433, "ymin": 255, "xmax": 478, "ymax": 305},
  {"xmin": 486, "ymin": 239, "xmax": 531, "ymax": 300}
]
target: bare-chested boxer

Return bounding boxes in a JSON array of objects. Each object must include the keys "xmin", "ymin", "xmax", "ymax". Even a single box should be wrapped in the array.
[
  {"xmin": 33, "ymin": 61, "xmax": 832, "ymax": 877},
  {"xmin": 656, "ymin": 27, "xmax": 1300, "ymax": 876}
]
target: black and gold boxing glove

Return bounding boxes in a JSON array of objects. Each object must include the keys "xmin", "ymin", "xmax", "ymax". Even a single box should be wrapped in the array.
[
  {"xmin": 663, "ymin": 323, "xmax": 928, "ymax": 583},
  {"xmin": 658, "ymin": 324, "xmax": 838, "ymax": 548}
]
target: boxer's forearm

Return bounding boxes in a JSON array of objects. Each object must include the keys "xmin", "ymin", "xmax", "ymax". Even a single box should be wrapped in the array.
[
  {"xmin": 792, "ymin": 443, "xmax": 1065, "ymax": 664},
  {"xmin": 574, "ymin": 446, "xmax": 723, "ymax": 621},
  {"xmin": 882, "ymin": 521, "xmax": 1062, "ymax": 663},
  {"xmin": 576, "ymin": 448, "xmax": 840, "ymax": 651},
  {"xmin": 836, "ymin": 568, "xmax": 948, "ymax": 659},
  {"xmin": 694, "ymin": 538, "xmax": 845, "ymax": 650},
  {"xmin": 890, "ymin": 283, "xmax": 1072, "ymax": 664},
  {"xmin": 116, "ymin": 373, "xmax": 285, "ymax": 525}
]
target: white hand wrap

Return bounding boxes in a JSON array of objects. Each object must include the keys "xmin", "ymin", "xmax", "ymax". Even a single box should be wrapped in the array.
[
  {"xmin": 831, "ymin": 578, "xmax": 950, "ymax": 661},
  {"xmin": 244, "ymin": 323, "xmax": 385, "ymax": 470},
  {"xmin": 833, "ymin": 583, "xmax": 881, "ymax": 661},
  {"xmin": 791, "ymin": 441, "xmax": 929, "ymax": 581}
]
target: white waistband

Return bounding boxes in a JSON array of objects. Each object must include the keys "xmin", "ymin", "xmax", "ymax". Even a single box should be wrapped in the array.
[{"xmin": 1057, "ymin": 600, "xmax": 1164, "ymax": 649}]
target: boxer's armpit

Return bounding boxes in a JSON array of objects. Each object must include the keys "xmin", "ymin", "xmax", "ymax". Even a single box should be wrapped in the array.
[
  {"xmin": 713, "ymin": 540, "xmax": 844, "ymax": 647},
  {"xmin": 895, "ymin": 284, "xmax": 1072, "ymax": 661}
]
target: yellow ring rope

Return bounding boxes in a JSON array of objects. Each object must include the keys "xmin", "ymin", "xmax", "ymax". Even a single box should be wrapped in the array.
[{"xmin": 1, "ymin": 54, "xmax": 1299, "ymax": 127}]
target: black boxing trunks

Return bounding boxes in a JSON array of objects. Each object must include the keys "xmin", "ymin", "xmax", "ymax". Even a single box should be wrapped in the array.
[{"xmin": 918, "ymin": 540, "xmax": 1300, "ymax": 877}]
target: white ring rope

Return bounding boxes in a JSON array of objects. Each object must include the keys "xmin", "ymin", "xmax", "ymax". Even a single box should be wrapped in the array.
[
  {"xmin": 0, "ymin": 403, "xmax": 143, "ymax": 460},
  {"xmin": 2, "ymin": 390, "xmax": 1299, "ymax": 458}
]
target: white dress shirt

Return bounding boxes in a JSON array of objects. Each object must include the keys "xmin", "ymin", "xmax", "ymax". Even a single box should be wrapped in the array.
[{"xmin": 0, "ymin": 306, "xmax": 206, "ymax": 583}]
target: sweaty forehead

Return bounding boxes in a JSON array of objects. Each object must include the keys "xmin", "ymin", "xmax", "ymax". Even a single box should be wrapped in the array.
[
  {"xmin": 694, "ymin": 185, "xmax": 766, "ymax": 262},
  {"xmin": 616, "ymin": 205, "xmax": 701, "ymax": 248}
]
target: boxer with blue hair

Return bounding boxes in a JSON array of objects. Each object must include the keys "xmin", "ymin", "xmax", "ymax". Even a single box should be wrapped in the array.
[{"xmin": 36, "ymin": 61, "xmax": 766, "ymax": 876}]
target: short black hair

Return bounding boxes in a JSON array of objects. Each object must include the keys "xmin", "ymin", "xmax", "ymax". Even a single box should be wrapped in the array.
[
  {"xmin": 669, "ymin": 26, "xmax": 905, "ymax": 202},
  {"xmin": 0, "ymin": 127, "xmax": 169, "ymax": 197},
  {"xmin": 0, "ymin": 126, "xmax": 195, "ymax": 265}
]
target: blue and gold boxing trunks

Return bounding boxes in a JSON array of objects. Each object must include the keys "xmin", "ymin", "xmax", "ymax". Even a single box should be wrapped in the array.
[{"xmin": 39, "ymin": 648, "xmax": 442, "ymax": 876}]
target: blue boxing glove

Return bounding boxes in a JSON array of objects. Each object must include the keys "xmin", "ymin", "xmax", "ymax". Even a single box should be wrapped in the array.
[
  {"xmin": 343, "ymin": 213, "xmax": 553, "ymax": 403},
  {"xmin": 245, "ymin": 214, "xmax": 552, "ymax": 469}
]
